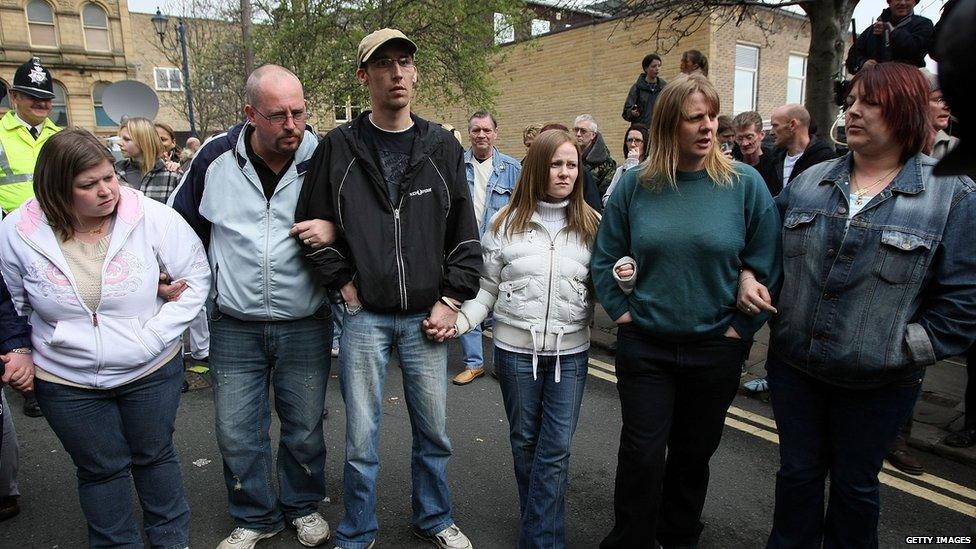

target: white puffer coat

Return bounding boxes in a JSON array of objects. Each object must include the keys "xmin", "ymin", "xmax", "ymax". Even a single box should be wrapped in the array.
[{"xmin": 457, "ymin": 207, "xmax": 595, "ymax": 380}]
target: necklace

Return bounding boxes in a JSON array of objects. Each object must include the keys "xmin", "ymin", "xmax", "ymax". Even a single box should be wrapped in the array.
[
  {"xmin": 850, "ymin": 165, "xmax": 900, "ymax": 206},
  {"xmin": 75, "ymin": 217, "xmax": 110, "ymax": 235}
]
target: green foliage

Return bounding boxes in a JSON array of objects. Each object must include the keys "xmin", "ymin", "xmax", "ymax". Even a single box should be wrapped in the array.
[{"xmin": 251, "ymin": 0, "xmax": 531, "ymax": 113}]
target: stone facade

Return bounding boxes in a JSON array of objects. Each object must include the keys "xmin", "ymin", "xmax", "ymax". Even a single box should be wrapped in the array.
[{"xmin": 416, "ymin": 9, "xmax": 810, "ymax": 163}]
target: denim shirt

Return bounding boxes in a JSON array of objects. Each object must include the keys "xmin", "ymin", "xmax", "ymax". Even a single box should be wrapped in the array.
[
  {"xmin": 464, "ymin": 147, "xmax": 522, "ymax": 236},
  {"xmin": 770, "ymin": 153, "xmax": 976, "ymax": 388}
]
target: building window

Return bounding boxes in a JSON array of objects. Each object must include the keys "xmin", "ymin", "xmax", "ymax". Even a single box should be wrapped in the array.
[
  {"xmin": 82, "ymin": 4, "xmax": 111, "ymax": 51},
  {"xmin": 26, "ymin": 0, "xmax": 57, "ymax": 48},
  {"xmin": 733, "ymin": 44, "xmax": 759, "ymax": 114},
  {"xmin": 50, "ymin": 81, "xmax": 69, "ymax": 127},
  {"xmin": 531, "ymin": 19, "xmax": 550, "ymax": 36},
  {"xmin": 92, "ymin": 82, "xmax": 114, "ymax": 127},
  {"xmin": 154, "ymin": 67, "xmax": 183, "ymax": 92},
  {"xmin": 494, "ymin": 13, "xmax": 514, "ymax": 45},
  {"xmin": 333, "ymin": 97, "xmax": 362, "ymax": 124},
  {"xmin": 787, "ymin": 54, "xmax": 807, "ymax": 105}
]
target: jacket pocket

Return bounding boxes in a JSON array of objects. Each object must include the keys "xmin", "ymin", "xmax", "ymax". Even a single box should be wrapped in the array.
[
  {"xmin": 876, "ymin": 229, "xmax": 933, "ymax": 285},
  {"xmin": 566, "ymin": 276, "xmax": 591, "ymax": 323},
  {"xmin": 497, "ymin": 277, "xmax": 530, "ymax": 318},
  {"xmin": 47, "ymin": 318, "xmax": 97, "ymax": 365},
  {"xmin": 782, "ymin": 210, "xmax": 817, "ymax": 258},
  {"xmin": 99, "ymin": 316, "xmax": 161, "ymax": 369}
]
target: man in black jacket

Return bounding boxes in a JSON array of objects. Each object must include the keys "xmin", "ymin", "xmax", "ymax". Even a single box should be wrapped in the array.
[
  {"xmin": 731, "ymin": 111, "xmax": 779, "ymax": 196},
  {"xmin": 295, "ymin": 28, "xmax": 480, "ymax": 549},
  {"xmin": 845, "ymin": 0, "xmax": 934, "ymax": 73},
  {"xmin": 769, "ymin": 104, "xmax": 838, "ymax": 192},
  {"xmin": 621, "ymin": 53, "xmax": 667, "ymax": 127}
]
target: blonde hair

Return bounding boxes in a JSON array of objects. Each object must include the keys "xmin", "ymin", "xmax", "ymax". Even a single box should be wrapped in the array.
[
  {"xmin": 491, "ymin": 130, "xmax": 599, "ymax": 243},
  {"xmin": 121, "ymin": 117, "xmax": 164, "ymax": 178},
  {"xmin": 640, "ymin": 74, "xmax": 737, "ymax": 190}
]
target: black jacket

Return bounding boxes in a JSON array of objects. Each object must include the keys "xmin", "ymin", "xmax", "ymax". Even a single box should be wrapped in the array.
[
  {"xmin": 845, "ymin": 9, "xmax": 934, "ymax": 73},
  {"xmin": 621, "ymin": 75, "xmax": 667, "ymax": 127},
  {"xmin": 0, "ymin": 271, "xmax": 31, "ymax": 379},
  {"xmin": 734, "ymin": 145, "xmax": 781, "ymax": 196},
  {"xmin": 295, "ymin": 113, "xmax": 482, "ymax": 314},
  {"xmin": 771, "ymin": 137, "xmax": 838, "ymax": 192}
]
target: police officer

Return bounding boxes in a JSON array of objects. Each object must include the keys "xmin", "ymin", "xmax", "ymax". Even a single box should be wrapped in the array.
[
  {"xmin": 0, "ymin": 57, "xmax": 58, "ymax": 419},
  {"xmin": 0, "ymin": 57, "xmax": 60, "ymax": 215}
]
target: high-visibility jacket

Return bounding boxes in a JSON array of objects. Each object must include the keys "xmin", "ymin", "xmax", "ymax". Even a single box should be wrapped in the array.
[{"xmin": 0, "ymin": 111, "xmax": 60, "ymax": 213}]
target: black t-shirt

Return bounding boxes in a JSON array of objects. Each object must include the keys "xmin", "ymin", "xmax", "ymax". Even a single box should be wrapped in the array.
[
  {"xmin": 244, "ymin": 126, "xmax": 294, "ymax": 201},
  {"xmin": 360, "ymin": 117, "xmax": 416, "ymax": 205}
]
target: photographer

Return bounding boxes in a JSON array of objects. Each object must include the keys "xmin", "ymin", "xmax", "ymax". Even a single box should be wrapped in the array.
[
  {"xmin": 845, "ymin": 0, "xmax": 934, "ymax": 74},
  {"xmin": 621, "ymin": 53, "xmax": 667, "ymax": 127}
]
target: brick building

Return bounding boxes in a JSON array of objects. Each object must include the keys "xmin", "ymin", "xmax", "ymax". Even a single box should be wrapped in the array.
[{"xmin": 417, "ymin": 8, "xmax": 811, "ymax": 163}]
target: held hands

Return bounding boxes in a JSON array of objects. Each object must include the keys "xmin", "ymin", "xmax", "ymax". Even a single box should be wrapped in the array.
[
  {"xmin": 737, "ymin": 270, "xmax": 777, "ymax": 317},
  {"xmin": 1, "ymin": 352, "xmax": 34, "ymax": 393},
  {"xmin": 290, "ymin": 219, "xmax": 336, "ymax": 249},
  {"xmin": 158, "ymin": 272, "xmax": 188, "ymax": 302},
  {"xmin": 423, "ymin": 300, "xmax": 459, "ymax": 343}
]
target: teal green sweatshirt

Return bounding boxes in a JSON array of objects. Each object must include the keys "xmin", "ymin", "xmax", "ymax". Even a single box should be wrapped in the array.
[{"xmin": 592, "ymin": 163, "xmax": 782, "ymax": 341}]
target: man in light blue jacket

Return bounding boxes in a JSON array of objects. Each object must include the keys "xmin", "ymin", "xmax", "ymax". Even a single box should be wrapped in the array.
[
  {"xmin": 452, "ymin": 111, "xmax": 522, "ymax": 385},
  {"xmin": 169, "ymin": 65, "xmax": 333, "ymax": 549}
]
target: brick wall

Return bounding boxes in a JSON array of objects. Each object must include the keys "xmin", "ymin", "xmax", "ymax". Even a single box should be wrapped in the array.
[{"xmin": 414, "ymin": 10, "xmax": 810, "ymax": 163}]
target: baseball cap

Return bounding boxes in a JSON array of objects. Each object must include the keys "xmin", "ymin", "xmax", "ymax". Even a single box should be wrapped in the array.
[{"xmin": 358, "ymin": 29, "xmax": 417, "ymax": 66}]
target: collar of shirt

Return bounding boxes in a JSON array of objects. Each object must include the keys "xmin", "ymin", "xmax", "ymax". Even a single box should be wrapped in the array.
[{"xmin": 12, "ymin": 112, "xmax": 44, "ymax": 137}]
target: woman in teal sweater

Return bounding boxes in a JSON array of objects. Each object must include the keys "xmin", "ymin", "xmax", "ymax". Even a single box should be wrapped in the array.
[{"xmin": 592, "ymin": 74, "xmax": 782, "ymax": 548}]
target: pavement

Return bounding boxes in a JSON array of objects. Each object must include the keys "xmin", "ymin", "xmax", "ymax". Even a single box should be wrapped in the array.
[{"xmin": 589, "ymin": 306, "xmax": 976, "ymax": 467}]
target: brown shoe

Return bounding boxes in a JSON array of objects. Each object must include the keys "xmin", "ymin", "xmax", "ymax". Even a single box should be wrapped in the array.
[
  {"xmin": 452, "ymin": 368, "xmax": 484, "ymax": 385},
  {"xmin": 885, "ymin": 449, "xmax": 925, "ymax": 476}
]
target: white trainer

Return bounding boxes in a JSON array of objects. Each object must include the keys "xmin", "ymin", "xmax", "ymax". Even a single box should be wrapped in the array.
[
  {"xmin": 216, "ymin": 526, "xmax": 283, "ymax": 549},
  {"xmin": 414, "ymin": 523, "xmax": 473, "ymax": 549},
  {"xmin": 292, "ymin": 512, "xmax": 331, "ymax": 547}
]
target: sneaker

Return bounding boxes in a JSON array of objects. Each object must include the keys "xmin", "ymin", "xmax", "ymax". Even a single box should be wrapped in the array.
[
  {"xmin": 413, "ymin": 523, "xmax": 473, "ymax": 549},
  {"xmin": 217, "ymin": 526, "xmax": 283, "ymax": 549},
  {"xmin": 743, "ymin": 377, "xmax": 769, "ymax": 393},
  {"xmin": 292, "ymin": 512, "xmax": 331, "ymax": 547},
  {"xmin": 331, "ymin": 347, "xmax": 340, "ymax": 358},
  {"xmin": 451, "ymin": 368, "xmax": 484, "ymax": 385}
]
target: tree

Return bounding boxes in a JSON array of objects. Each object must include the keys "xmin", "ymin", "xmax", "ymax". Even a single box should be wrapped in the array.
[
  {"xmin": 604, "ymin": 0, "xmax": 860, "ymax": 145},
  {"xmin": 155, "ymin": 0, "xmax": 248, "ymax": 137},
  {"xmin": 251, "ymin": 0, "xmax": 532, "ymax": 119}
]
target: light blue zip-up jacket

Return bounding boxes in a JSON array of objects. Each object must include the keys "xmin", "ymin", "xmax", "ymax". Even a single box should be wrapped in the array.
[
  {"xmin": 464, "ymin": 147, "xmax": 521, "ymax": 236},
  {"xmin": 169, "ymin": 122, "xmax": 327, "ymax": 321}
]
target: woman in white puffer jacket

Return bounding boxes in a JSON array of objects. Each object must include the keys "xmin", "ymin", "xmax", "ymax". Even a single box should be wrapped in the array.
[{"xmin": 453, "ymin": 129, "xmax": 600, "ymax": 549}]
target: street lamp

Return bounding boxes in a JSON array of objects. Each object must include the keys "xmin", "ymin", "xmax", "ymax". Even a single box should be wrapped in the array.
[{"xmin": 151, "ymin": 8, "xmax": 197, "ymax": 137}]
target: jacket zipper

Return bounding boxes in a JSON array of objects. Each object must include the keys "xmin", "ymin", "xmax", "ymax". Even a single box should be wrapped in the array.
[
  {"xmin": 393, "ymin": 196, "xmax": 407, "ymax": 310},
  {"xmin": 263, "ymin": 201, "xmax": 272, "ymax": 317},
  {"xmin": 541, "ymin": 236, "xmax": 557, "ymax": 351}
]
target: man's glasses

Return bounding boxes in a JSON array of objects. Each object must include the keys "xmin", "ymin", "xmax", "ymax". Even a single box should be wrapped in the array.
[
  {"xmin": 573, "ymin": 127, "xmax": 593, "ymax": 135},
  {"xmin": 735, "ymin": 134, "xmax": 759, "ymax": 144},
  {"xmin": 252, "ymin": 106, "xmax": 310, "ymax": 126},
  {"xmin": 367, "ymin": 56, "xmax": 415, "ymax": 70}
]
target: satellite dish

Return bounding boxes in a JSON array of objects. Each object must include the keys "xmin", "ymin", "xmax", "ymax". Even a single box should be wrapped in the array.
[{"xmin": 102, "ymin": 80, "xmax": 159, "ymax": 124}]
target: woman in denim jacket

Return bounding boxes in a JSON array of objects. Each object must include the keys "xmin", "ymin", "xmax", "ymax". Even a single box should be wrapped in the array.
[{"xmin": 740, "ymin": 63, "xmax": 976, "ymax": 547}]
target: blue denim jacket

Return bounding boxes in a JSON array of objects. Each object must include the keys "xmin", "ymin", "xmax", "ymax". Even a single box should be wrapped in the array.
[
  {"xmin": 464, "ymin": 147, "xmax": 522, "ymax": 236},
  {"xmin": 770, "ymin": 153, "xmax": 976, "ymax": 387}
]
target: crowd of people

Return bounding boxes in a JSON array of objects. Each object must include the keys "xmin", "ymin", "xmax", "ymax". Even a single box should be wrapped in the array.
[{"xmin": 0, "ymin": 0, "xmax": 973, "ymax": 547}]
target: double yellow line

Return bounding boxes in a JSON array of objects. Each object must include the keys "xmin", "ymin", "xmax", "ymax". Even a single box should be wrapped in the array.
[{"xmin": 586, "ymin": 357, "xmax": 976, "ymax": 517}]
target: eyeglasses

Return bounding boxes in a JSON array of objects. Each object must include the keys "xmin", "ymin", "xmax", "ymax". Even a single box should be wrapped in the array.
[
  {"xmin": 367, "ymin": 56, "xmax": 415, "ymax": 70},
  {"xmin": 252, "ymin": 106, "xmax": 310, "ymax": 125},
  {"xmin": 625, "ymin": 137, "xmax": 644, "ymax": 143},
  {"xmin": 573, "ymin": 127, "xmax": 593, "ymax": 135},
  {"xmin": 735, "ymin": 134, "xmax": 759, "ymax": 144}
]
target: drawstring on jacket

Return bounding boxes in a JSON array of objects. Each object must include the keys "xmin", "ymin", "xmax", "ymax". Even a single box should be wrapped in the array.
[{"xmin": 528, "ymin": 325, "xmax": 567, "ymax": 382}]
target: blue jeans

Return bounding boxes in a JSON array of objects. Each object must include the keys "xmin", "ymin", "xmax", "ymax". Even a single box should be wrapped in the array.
[
  {"xmin": 336, "ymin": 309, "xmax": 454, "ymax": 549},
  {"xmin": 495, "ymin": 347, "xmax": 588, "ymax": 549},
  {"xmin": 332, "ymin": 303, "xmax": 344, "ymax": 349},
  {"xmin": 459, "ymin": 326, "xmax": 484, "ymax": 370},
  {"xmin": 765, "ymin": 355, "xmax": 923, "ymax": 549},
  {"xmin": 209, "ymin": 307, "xmax": 332, "ymax": 531},
  {"xmin": 33, "ymin": 354, "xmax": 188, "ymax": 549}
]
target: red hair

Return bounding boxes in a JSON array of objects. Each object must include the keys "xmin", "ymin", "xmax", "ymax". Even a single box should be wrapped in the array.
[{"xmin": 849, "ymin": 62, "xmax": 930, "ymax": 161}]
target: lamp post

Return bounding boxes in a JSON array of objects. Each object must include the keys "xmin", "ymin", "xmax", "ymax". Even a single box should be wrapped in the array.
[{"xmin": 152, "ymin": 8, "xmax": 197, "ymax": 137}]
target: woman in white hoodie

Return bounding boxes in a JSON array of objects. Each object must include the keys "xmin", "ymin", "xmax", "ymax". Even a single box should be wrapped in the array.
[
  {"xmin": 451, "ymin": 129, "xmax": 600, "ymax": 548},
  {"xmin": 0, "ymin": 129, "xmax": 210, "ymax": 547}
]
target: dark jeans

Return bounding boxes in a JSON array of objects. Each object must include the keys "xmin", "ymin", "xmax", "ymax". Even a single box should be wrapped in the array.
[
  {"xmin": 495, "ymin": 347, "xmax": 588, "ymax": 549},
  {"xmin": 765, "ymin": 355, "xmax": 922, "ymax": 549},
  {"xmin": 33, "ymin": 354, "xmax": 189, "ymax": 549},
  {"xmin": 965, "ymin": 345, "xmax": 976, "ymax": 429},
  {"xmin": 600, "ymin": 325, "xmax": 749, "ymax": 549}
]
